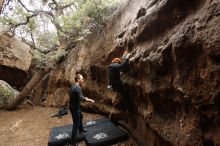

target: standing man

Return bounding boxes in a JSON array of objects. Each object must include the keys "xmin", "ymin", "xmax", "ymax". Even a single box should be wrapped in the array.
[{"xmin": 69, "ymin": 74, "xmax": 95, "ymax": 146}]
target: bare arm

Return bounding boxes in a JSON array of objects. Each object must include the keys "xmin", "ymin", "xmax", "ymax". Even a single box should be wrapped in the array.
[{"xmin": 84, "ymin": 97, "xmax": 95, "ymax": 103}]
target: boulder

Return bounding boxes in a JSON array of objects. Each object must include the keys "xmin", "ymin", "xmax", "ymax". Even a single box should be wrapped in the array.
[
  {"xmin": 0, "ymin": 80, "xmax": 19, "ymax": 109},
  {"xmin": 0, "ymin": 27, "xmax": 32, "ymax": 87}
]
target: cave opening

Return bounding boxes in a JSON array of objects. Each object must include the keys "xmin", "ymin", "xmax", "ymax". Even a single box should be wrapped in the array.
[{"xmin": 0, "ymin": 65, "xmax": 27, "ymax": 89}]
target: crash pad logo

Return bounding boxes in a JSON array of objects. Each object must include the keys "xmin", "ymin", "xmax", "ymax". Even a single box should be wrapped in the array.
[
  {"xmin": 93, "ymin": 133, "xmax": 108, "ymax": 140},
  {"xmin": 86, "ymin": 121, "xmax": 96, "ymax": 126},
  {"xmin": 55, "ymin": 133, "xmax": 69, "ymax": 139}
]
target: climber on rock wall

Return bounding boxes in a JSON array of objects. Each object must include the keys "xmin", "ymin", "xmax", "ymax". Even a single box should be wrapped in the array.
[{"xmin": 108, "ymin": 50, "xmax": 132, "ymax": 111}]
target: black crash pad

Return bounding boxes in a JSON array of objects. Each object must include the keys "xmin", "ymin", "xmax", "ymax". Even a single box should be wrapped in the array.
[
  {"xmin": 48, "ymin": 118, "xmax": 128, "ymax": 146},
  {"xmin": 48, "ymin": 118, "xmax": 109, "ymax": 146},
  {"xmin": 84, "ymin": 119, "xmax": 129, "ymax": 146},
  {"xmin": 48, "ymin": 124, "xmax": 84, "ymax": 146}
]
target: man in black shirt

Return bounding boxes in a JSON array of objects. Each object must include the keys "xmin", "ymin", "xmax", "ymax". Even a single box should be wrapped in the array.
[{"xmin": 69, "ymin": 74, "xmax": 95, "ymax": 146}]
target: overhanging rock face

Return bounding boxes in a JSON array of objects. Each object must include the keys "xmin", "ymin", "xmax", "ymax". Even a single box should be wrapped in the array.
[
  {"xmin": 0, "ymin": 27, "xmax": 32, "ymax": 87},
  {"xmin": 43, "ymin": 0, "xmax": 220, "ymax": 145}
]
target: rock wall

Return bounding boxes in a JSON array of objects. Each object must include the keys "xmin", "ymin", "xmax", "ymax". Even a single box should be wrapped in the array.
[
  {"xmin": 0, "ymin": 27, "xmax": 32, "ymax": 87},
  {"xmin": 44, "ymin": 0, "xmax": 220, "ymax": 145}
]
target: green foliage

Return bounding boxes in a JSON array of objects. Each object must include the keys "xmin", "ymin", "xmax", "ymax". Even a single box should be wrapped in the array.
[
  {"xmin": 59, "ymin": 0, "xmax": 119, "ymax": 41},
  {"xmin": 1, "ymin": 0, "xmax": 120, "ymax": 58},
  {"xmin": 0, "ymin": 17, "xmax": 18, "ymax": 26},
  {"xmin": 36, "ymin": 32, "xmax": 59, "ymax": 50},
  {"xmin": 28, "ymin": 19, "xmax": 37, "ymax": 31}
]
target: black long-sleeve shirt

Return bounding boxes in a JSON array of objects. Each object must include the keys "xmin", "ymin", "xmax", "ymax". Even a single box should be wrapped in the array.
[
  {"xmin": 108, "ymin": 59, "xmax": 129, "ymax": 86},
  {"xmin": 69, "ymin": 84, "xmax": 86, "ymax": 112}
]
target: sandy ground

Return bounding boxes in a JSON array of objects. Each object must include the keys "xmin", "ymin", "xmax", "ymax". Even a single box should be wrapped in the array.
[{"xmin": 0, "ymin": 106, "xmax": 137, "ymax": 146}]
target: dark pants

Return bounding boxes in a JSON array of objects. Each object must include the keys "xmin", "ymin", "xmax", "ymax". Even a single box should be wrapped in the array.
[
  {"xmin": 112, "ymin": 83, "xmax": 131, "ymax": 110},
  {"xmin": 69, "ymin": 108, "xmax": 83, "ymax": 145},
  {"xmin": 112, "ymin": 83, "xmax": 130, "ymax": 100}
]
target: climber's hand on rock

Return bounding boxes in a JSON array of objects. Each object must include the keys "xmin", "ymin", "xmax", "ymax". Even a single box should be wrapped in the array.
[
  {"xmin": 126, "ymin": 53, "xmax": 131, "ymax": 59},
  {"xmin": 129, "ymin": 56, "xmax": 135, "ymax": 62}
]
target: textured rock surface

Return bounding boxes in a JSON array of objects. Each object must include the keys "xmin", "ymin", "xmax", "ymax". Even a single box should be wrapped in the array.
[
  {"xmin": 42, "ymin": 0, "xmax": 220, "ymax": 145},
  {"xmin": 0, "ymin": 0, "xmax": 3, "ymax": 13},
  {"xmin": 0, "ymin": 80, "xmax": 19, "ymax": 109},
  {"xmin": 0, "ymin": 28, "xmax": 32, "ymax": 87}
]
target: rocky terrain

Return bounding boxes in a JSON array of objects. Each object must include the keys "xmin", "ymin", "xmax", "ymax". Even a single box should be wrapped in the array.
[
  {"xmin": 0, "ymin": 27, "xmax": 32, "ymax": 88},
  {"xmin": 0, "ymin": 106, "xmax": 137, "ymax": 146},
  {"xmin": 42, "ymin": 0, "xmax": 220, "ymax": 145},
  {"xmin": 1, "ymin": 0, "xmax": 220, "ymax": 146}
]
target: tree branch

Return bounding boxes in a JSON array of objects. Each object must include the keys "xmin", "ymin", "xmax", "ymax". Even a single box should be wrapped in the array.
[
  {"xmin": 17, "ymin": 0, "xmax": 31, "ymax": 12},
  {"xmin": 15, "ymin": 0, "xmax": 65, "ymax": 34},
  {"xmin": 50, "ymin": 0, "xmax": 77, "ymax": 14},
  {"xmin": 90, "ymin": 0, "xmax": 102, "ymax": 23},
  {"xmin": 50, "ymin": 0, "xmax": 76, "ymax": 10},
  {"xmin": 60, "ymin": 2, "xmax": 76, "ymax": 9},
  {"xmin": 51, "ymin": 0, "xmax": 58, "ymax": 6},
  {"xmin": 17, "ymin": 0, "xmax": 54, "ymax": 17},
  {"xmin": 1, "ymin": 0, "xmax": 12, "ymax": 14},
  {"xmin": 30, "ymin": 32, "xmax": 35, "ymax": 47},
  {"xmin": 48, "ymin": 2, "xmax": 55, "ymax": 9},
  {"xmin": 12, "ymin": 14, "xmax": 37, "ymax": 35},
  {"xmin": 10, "ymin": 0, "xmax": 72, "ymax": 48}
]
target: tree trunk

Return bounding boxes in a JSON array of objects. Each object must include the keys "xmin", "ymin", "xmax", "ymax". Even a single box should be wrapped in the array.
[{"xmin": 5, "ymin": 68, "xmax": 50, "ymax": 110}]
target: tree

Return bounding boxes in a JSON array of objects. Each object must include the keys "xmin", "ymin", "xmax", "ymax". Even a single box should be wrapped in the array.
[
  {"xmin": 0, "ymin": 0, "xmax": 119, "ymax": 51},
  {"xmin": 1, "ymin": 0, "xmax": 120, "ymax": 110}
]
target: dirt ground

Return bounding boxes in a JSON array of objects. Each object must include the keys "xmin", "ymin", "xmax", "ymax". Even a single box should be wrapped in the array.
[{"xmin": 0, "ymin": 106, "xmax": 137, "ymax": 146}]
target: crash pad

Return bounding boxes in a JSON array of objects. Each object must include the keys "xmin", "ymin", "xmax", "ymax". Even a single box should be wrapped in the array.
[
  {"xmin": 48, "ymin": 118, "xmax": 128, "ymax": 146},
  {"xmin": 48, "ymin": 124, "xmax": 84, "ymax": 146},
  {"xmin": 84, "ymin": 119, "xmax": 129, "ymax": 146}
]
